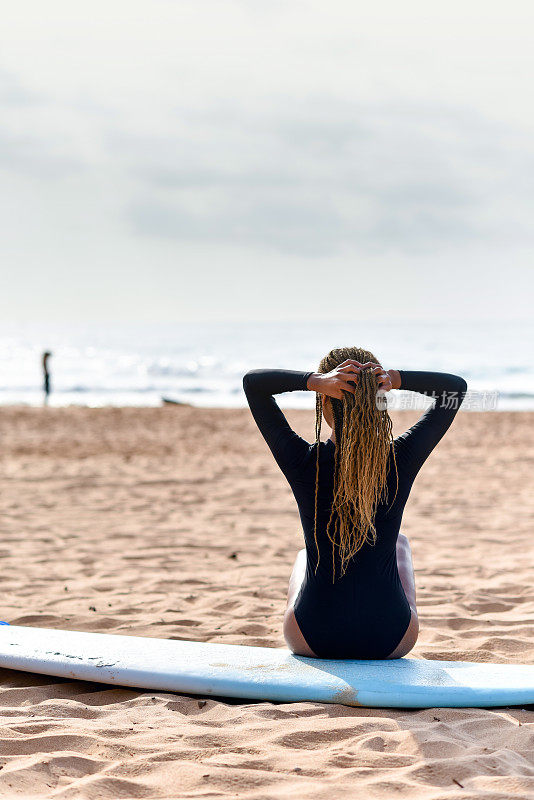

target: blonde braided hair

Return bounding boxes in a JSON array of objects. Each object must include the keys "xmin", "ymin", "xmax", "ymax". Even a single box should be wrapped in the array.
[{"xmin": 313, "ymin": 347, "xmax": 398, "ymax": 581}]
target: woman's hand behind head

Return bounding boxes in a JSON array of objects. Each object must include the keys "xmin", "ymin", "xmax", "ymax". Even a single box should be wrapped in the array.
[
  {"xmin": 309, "ymin": 359, "xmax": 393, "ymax": 400},
  {"xmin": 309, "ymin": 360, "xmax": 363, "ymax": 399}
]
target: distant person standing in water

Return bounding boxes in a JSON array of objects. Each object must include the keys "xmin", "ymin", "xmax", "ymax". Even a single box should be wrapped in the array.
[{"xmin": 42, "ymin": 351, "xmax": 52, "ymax": 405}]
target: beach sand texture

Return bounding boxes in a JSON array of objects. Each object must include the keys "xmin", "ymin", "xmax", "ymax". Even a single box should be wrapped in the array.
[{"xmin": 0, "ymin": 406, "xmax": 533, "ymax": 799}]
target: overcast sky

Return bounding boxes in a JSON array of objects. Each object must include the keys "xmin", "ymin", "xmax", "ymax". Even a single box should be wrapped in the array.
[{"xmin": 1, "ymin": 1, "xmax": 533, "ymax": 323}]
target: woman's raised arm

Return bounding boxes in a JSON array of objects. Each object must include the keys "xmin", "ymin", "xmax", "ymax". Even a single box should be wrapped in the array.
[
  {"xmin": 392, "ymin": 370, "xmax": 468, "ymax": 480},
  {"xmin": 243, "ymin": 369, "xmax": 314, "ymax": 478}
]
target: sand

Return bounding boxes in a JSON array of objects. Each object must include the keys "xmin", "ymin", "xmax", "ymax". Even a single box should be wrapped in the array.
[{"xmin": 0, "ymin": 405, "xmax": 532, "ymax": 799}]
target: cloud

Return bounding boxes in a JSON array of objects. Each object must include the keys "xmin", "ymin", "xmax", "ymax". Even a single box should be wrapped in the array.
[
  {"xmin": 0, "ymin": 133, "xmax": 85, "ymax": 178},
  {"xmin": 119, "ymin": 98, "xmax": 531, "ymax": 256},
  {"xmin": 0, "ymin": 72, "xmax": 88, "ymax": 178},
  {"xmin": 0, "ymin": 69, "xmax": 40, "ymax": 107},
  {"xmin": 1, "ymin": 66, "xmax": 532, "ymax": 258},
  {"xmin": 1, "ymin": 2, "xmax": 533, "ymax": 279}
]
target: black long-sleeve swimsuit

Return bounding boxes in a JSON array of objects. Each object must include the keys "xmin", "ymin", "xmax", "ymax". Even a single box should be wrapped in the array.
[{"xmin": 243, "ymin": 368, "xmax": 467, "ymax": 659}]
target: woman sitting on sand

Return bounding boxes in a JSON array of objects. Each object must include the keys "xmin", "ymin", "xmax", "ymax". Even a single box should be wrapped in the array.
[{"xmin": 243, "ymin": 347, "xmax": 467, "ymax": 660}]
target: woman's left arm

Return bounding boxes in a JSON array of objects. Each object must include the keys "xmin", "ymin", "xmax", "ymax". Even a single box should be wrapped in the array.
[{"xmin": 243, "ymin": 369, "xmax": 314, "ymax": 478}]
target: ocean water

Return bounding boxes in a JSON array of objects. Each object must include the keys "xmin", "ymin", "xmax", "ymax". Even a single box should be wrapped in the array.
[{"xmin": 0, "ymin": 320, "xmax": 533, "ymax": 410}]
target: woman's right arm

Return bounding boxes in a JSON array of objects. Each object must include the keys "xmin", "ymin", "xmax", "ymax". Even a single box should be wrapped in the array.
[{"xmin": 391, "ymin": 370, "xmax": 468, "ymax": 479}]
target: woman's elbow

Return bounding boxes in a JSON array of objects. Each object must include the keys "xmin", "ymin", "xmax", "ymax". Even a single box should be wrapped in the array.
[
  {"xmin": 456, "ymin": 376, "xmax": 468, "ymax": 394},
  {"xmin": 450, "ymin": 375, "xmax": 468, "ymax": 396},
  {"xmin": 442, "ymin": 373, "xmax": 467, "ymax": 401},
  {"xmin": 242, "ymin": 370, "xmax": 259, "ymax": 393}
]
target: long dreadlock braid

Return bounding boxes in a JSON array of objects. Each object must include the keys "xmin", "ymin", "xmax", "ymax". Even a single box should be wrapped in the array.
[{"xmin": 313, "ymin": 347, "xmax": 398, "ymax": 581}]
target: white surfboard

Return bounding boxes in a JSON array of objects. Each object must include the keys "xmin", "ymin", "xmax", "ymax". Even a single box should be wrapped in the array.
[{"xmin": 0, "ymin": 625, "xmax": 533, "ymax": 708}]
